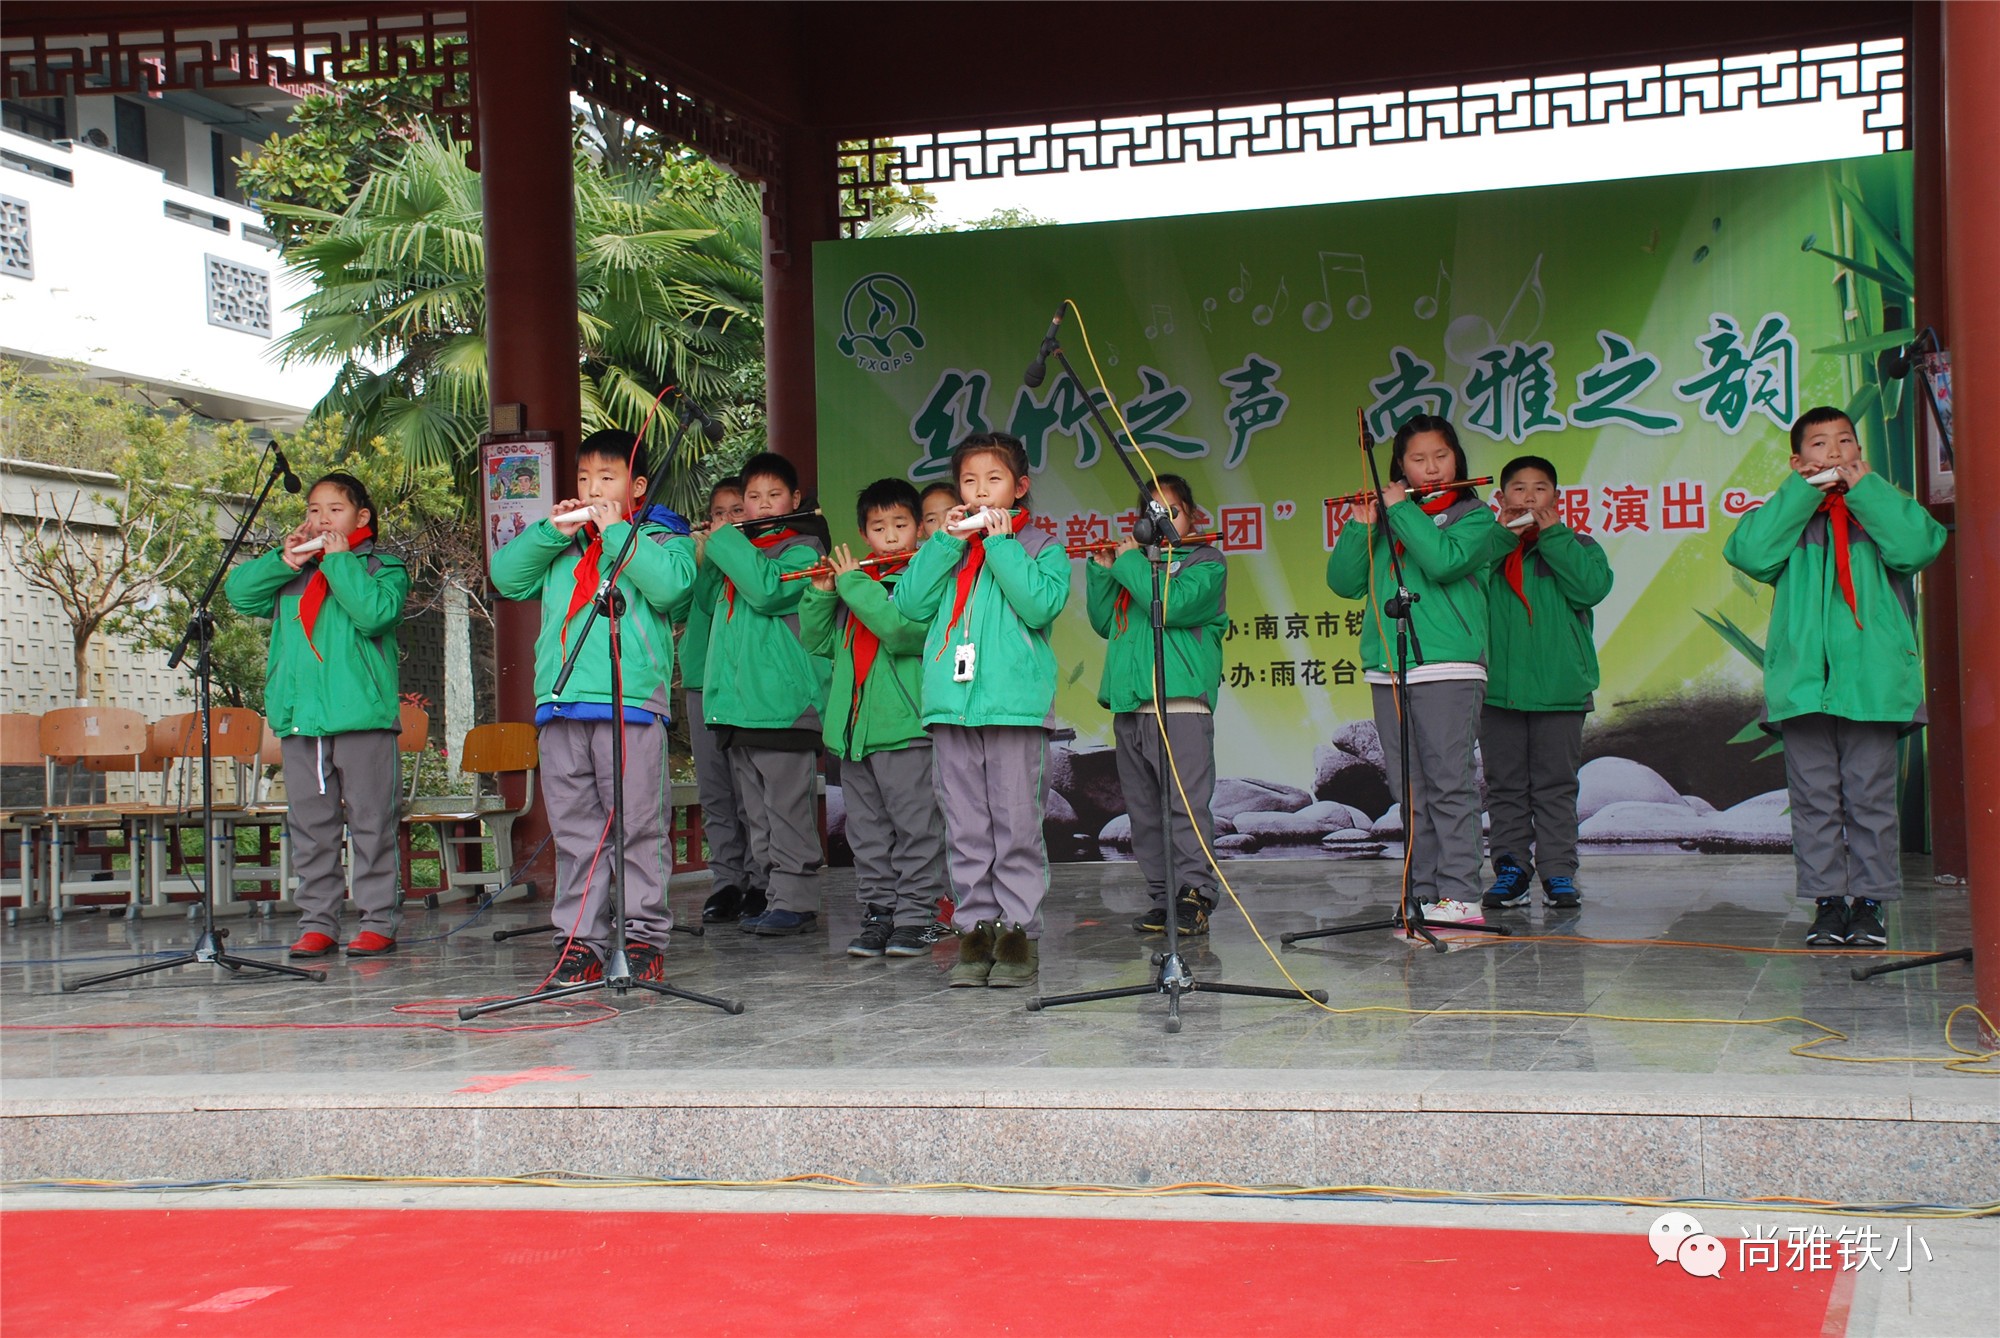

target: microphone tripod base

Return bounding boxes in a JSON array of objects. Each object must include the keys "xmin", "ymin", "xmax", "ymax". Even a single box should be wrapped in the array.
[
  {"xmin": 1030, "ymin": 949, "xmax": 1326, "ymax": 1034},
  {"xmin": 1282, "ymin": 910, "xmax": 1511, "ymax": 954},
  {"xmin": 455, "ymin": 949, "xmax": 745, "ymax": 1020},
  {"xmin": 63, "ymin": 927, "xmax": 329, "ymax": 992}
]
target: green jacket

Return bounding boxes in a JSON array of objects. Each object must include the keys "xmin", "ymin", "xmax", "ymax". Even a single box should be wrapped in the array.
[
  {"xmin": 699, "ymin": 523, "xmax": 829, "ymax": 730},
  {"xmin": 892, "ymin": 524, "xmax": 1072, "ymax": 728},
  {"xmin": 677, "ymin": 560, "xmax": 723, "ymax": 692},
  {"xmin": 488, "ymin": 516, "xmax": 695, "ymax": 714},
  {"xmin": 1723, "ymin": 471, "xmax": 1945, "ymax": 730},
  {"xmin": 1086, "ymin": 545, "xmax": 1229, "ymax": 711},
  {"xmin": 1326, "ymin": 496, "xmax": 1518, "ymax": 674},
  {"xmin": 1484, "ymin": 526, "xmax": 1614, "ymax": 712},
  {"xmin": 225, "ymin": 541, "xmax": 408, "ymax": 738},
  {"xmin": 799, "ymin": 567, "xmax": 930, "ymax": 760}
]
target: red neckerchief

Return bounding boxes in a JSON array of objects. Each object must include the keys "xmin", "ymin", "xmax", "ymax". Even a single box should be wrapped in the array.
[
  {"xmin": 844, "ymin": 554, "xmax": 912, "ymax": 708},
  {"xmin": 941, "ymin": 509, "xmax": 1030, "ymax": 653},
  {"xmin": 1818, "ymin": 492, "xmax": 1862, "ymax": 627},
  {"xmin": 560, "ymin": 511, "xmax": 627, "ymax": 652},
  {"xmin": 297, "ymin": 525, "xmax": 373, "ymax": 661},
  {"xmin": 1501, "ymin": 528, "xmax": 1540, "ymax": 623},
  {"xmin": 1392, "ymin": 490, "xmax": 1459, "ymax": 557},
  {"xmin": 722, "ymin": 528, "xmax": 799, "ymax": 620}
]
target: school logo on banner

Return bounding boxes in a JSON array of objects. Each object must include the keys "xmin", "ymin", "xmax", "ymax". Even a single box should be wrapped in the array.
[{"xmin": 837, "ymin": 272, "xmax": 925, "ymax": 373}]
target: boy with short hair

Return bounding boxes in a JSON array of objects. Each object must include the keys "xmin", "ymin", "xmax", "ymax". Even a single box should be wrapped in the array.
[
  {"xmin": 799, "ymin": 479, "xmax": 950, "ymax": 958},
  {"xmin": 1086, "ymin": 473, "xmax": 1229, "ymax": 935},
  {"xmin": 701, "ymin": 452, "xmax": 830, "ymax": 936},
  {"xmin": 489, "ymin": 430, "xmax": 694, "ymax": 984},
  {"xmin": 1723, "ymin": 407, "xmax": 1946, "ymax": 946},
  {"xmin": 1479, "ymin": 455, "xmax": 1614, "ymax": 911},
  {"xmin": 681, "ymin": 477, "xmax": 767, "ymax": 923}
]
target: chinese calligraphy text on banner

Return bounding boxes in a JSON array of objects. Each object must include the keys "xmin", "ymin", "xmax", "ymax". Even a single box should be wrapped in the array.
[{"xmin": 814, "ymin": 154, "xmax": 1917, "ymax": 859}]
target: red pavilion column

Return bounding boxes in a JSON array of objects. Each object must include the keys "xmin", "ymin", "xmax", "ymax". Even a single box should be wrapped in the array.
[
  {"xmin": 762, "ymin": 127, "xmax": 840, "ymax": 495},
  {"xmin": 1941, "ymin": 0, "xmax": 2000, "ymax": 1036},
  {"xmin": 474, "ymin": 1, "xmax": 579, "ymax": 877}
]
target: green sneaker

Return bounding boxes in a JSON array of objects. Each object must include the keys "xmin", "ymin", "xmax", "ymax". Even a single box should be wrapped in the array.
[
  {"xmin": 987, "ymin": 923, "xmax": 1039, "ymax": 988},
  {"xmin": 948, "ymin": 920, "xmax": 996, "ymax": 987}
]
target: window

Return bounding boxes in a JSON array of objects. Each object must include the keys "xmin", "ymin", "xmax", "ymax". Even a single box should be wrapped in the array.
[
  {"xmin": 113, "ymin": 99, "xmax": 148, "ymax": 164},
  {"xmin": 1, "ymin": 97, "xmax": 66, "ymax": 143},
  {"xmin": 209, "ymin": 131, "xmax": 238, "ymax": 201}
]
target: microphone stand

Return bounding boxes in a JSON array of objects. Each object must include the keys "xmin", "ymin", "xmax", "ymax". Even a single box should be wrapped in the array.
[
  {"xmin": 65, "ymin": 445, "xmax": 329, "ymax": 991},
  {"xmin": 1026, "ymin": 332, "xmax": 1326, "ymax": 1032},
  {"xmin": 462, "ymin": 402, "xmax": 740, "ymax": 1020},
  {"xmin": 1283, "ymin": 413, "xmax": 1507, "ymax": 953}
]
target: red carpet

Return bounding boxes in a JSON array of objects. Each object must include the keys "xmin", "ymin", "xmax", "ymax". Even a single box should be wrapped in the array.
[{"xmin": 1, "ymin": 1208, "xmax": 1842, "ymax": 1336}]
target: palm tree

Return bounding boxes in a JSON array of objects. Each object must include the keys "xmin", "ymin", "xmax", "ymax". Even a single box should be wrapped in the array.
[{"xmin": 272, "ymin": 129, "xmax": 763, "ymax": 513}]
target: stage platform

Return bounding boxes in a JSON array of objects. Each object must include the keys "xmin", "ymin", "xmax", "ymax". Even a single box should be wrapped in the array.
[{"xmin": 2, "ymin": 855, "xmax": 1992, "ymax": 1205}]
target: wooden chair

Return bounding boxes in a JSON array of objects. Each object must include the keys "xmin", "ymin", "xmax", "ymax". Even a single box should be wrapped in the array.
[
  {"xmin": 223, "ymin": 718, "xmax": 300, "ymax": 913},
  {"xmin": 39, "ymin": 706, "xmax": 149, "ymax": 921},
  {"xmin": 402, "ymin": 723, "xmax": 538, "ymax": 906},
  {"xmin": 1, "ymin": 712, "xmax": 49, "ymax": 922},
  {"xmin": 396, "ymin": 702, "xmax": 431, "ymax": 805},
  {"xmin": 142, "ymin": 708, "xmax": 263, "ymax": 911}
]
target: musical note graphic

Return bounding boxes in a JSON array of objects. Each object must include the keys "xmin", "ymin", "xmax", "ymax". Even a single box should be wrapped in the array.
[
  {"xmin": 1413, "ymin": 262, "xmax": 1451, "ymax": 320},
  {"xmin": 1144, "ymin": 305, "xmax": 1175, "ymax": 339},
  {"xmin": 1443, "ymin": 253, "xmax": 1546, "ymax": 364},
  {"xmin": 1302, "ymin": 251, "xmax": 1370, "ymax": 332},
  {"xmin": 1228, "ymin": 264, "xmax": 1251, "ymax": 304},
  {"xmin": 1200, "ymin": 296, "xmax": 1218, "ymax": 332},
  {"xmin": 1251, "ymin": 277, "xmax": 1289, "ymax": 326}
]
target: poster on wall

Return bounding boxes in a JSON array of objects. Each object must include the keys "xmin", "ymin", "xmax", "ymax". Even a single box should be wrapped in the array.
[
  {"xmin": 814, "ymin": 153, "xmax": 1918, "ymax": 861},
  {"xmin": 479, "ymin": 436, "xmax": 554, "ymax": 565}
]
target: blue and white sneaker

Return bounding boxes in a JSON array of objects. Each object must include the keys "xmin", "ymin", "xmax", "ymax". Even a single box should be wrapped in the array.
[
  {"xmin": 1482, "ymin": 856, "xmax": 1531, "ymax": 908},
  {"xmin": 748, "ymin": 908, "xmax": 818, "ymax": 937},
  {"xmin": 1542, "ymin": 876, "xmax": 1582, "ymax": 909}
]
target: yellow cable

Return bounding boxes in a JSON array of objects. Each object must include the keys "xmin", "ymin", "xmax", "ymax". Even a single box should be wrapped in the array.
[{"xmin": 1060, "ymin": 300, "xmax": 1997, "ymax": 1078}]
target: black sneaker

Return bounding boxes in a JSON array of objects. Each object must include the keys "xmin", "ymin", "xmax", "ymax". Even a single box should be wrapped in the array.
[
  {"xmin": 1847, "ymin": 898, "xmax": 1887, "ymax": 946},
  {"xmin": 547, "ymin": 943, "xmax": 603, "ymax": 987},
  {"xmin": 1483, "ymin": 856, "xmax": 1531, "ymax": 908},
  {"xmin": 884, "ymin": 924, "xmax": 934, "ymax": 957},
  {"xmin": 1132, "ymin": 887, "xmax": 1213, "ymax": 935},
  {"xmin": 701, "ymin": 885, "xmax": 745, "ymax": 923},
  {"xmin": 1806, "ymin": 897, "xmax": 1851, "ymax": 945},
  {"xmin": 737, "ymin": 888, "xmax": 769, "ymax": 922},
  {"xmin": 626, "ymin": 942, "xmax": 666, "ymax": 982},
  {"xmin": 847, "ymin": 910, "xmax": 894, "ymax": 958}
]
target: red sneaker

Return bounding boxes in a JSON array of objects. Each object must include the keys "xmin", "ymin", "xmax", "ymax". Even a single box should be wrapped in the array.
[
  {"xmin": 627, "ymin": 942, "xmax": 666, "ymax": 982},
  {"xmin": 288, "ymin": 932, "xmax": 338, "ymax": 959},
  {"xmin": 346, "ymin": 932, "xmax": 397, "ymax": 957}
]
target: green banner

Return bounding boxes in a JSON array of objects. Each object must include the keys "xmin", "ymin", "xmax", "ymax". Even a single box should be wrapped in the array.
[{"xmin": 814, "ymin": 154, "xmax": 1916, "ymax": 856}]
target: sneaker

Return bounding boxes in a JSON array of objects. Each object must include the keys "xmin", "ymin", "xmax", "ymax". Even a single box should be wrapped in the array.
[
  {"xmin": 884, "ymin": 924, "xmax": 934, "ymax": 957},
  {"xmin": 1132, "ymin": 887, "xmax": 1214, "ymax": 935},
  {"xmin": 345, "ymin": 931, "xmax": 397, "ymax": 957},
  {"xmin": 916, "ymin": 920, "xmax": 955, "ymax": 946},
  {"xmin": 949, "ymin": 920, "xmax": 996, "ymax": 987},
  {"xmin": 626, "ymin": 942, "xmax": 667, "ymax": 982},
  {"xmin": 701, "ymin": 885, "xmax": 745, "ymax": 924},
  {"xmin": 1418, "ymin": 898, "xmax": 1486, "ymax": 925},
  {"xmin": 1806, "ymin": 897, "xmax": 1850, "ymax": 945},
  {"xmin": 987, "ymin": 923, "xmax": 1039, "ymax": 988},
  {"xmin": 1542, "ymin": 876, "xmax": 1582, "ymax": 909},
  {"xmin": 847, "ymin": 911, "xmax": 894, "ymax": 957},
  {"xmin": 1847, "ymin": 898, "xmax": 1887, "ymax": 946},
  {"xmin": 288, "ymin": 932, "xmax": 338, "ymax": 959},
  {"xmin": 548, "ymin": 943, "xmax": 603, "ymax": 987},
  {"xmin": 1482, "ymin": 856, "xmax": 1531, "ymax": 908},
  {"xmin": 749, "ymin": 908, "xmax": 818, "ymax": 937}
]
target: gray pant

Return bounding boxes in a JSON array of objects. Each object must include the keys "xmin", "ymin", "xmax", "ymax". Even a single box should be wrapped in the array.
[
  {"xmin": 726, "ymin": 745, "xmax": 822, "ymax": 913},
  {"xmin": 282, "ymin": 730, "xmax": 401, "ymax": 938},
  {"xmin": 541, "ymin": 717, "xmax": 673, "ymax": 952},
  {"xmin": 1479, "ymin": 706, "xmax": 1586, "ymax": 879},
  {"xmin": 1781, "ymin": 714, "xmax": 1902, "ymax": 901},
  {"xmin": 684, "ymin": 688, "xmax": 758, "ymax": 893},
  {"xmin": 1114, "ymin": 711, "xmax": 1218, "ymax": 903},
  {"xmin": 842, "ymin": 744, "xmax": 948, "ymax": 926},
  {"xmin": 932, "ymin": 724, "xmax": 1050, "ymax": 937},
  {"xmin": 1373, "ymin": 679, "xmax": 1485, "ymax": 905}
]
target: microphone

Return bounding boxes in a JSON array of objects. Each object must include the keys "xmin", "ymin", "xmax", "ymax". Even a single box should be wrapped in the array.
[
  {"xmin": 1877, "ymin": 326, "xmax": 1939, "ymax": 382},
  {"xmin": 672, "ymin": 388, "xmax": 727, "ymax": 443},
  {"xmin": 1356, "ymin": 407, "xmax": 1374, "ymax": 452},
  {"xmin": 1023, "ymin": 303, "xmax": 1065, "ymax": 389},
  {"xmin": 275, "ymin": 446, "xmax": 302, "ymax": 494}
]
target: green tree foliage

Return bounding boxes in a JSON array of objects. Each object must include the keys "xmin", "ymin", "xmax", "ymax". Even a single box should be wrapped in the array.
[{"xmin": 271, "ymin": 130, "xmax": 763, "ymax": 514}]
